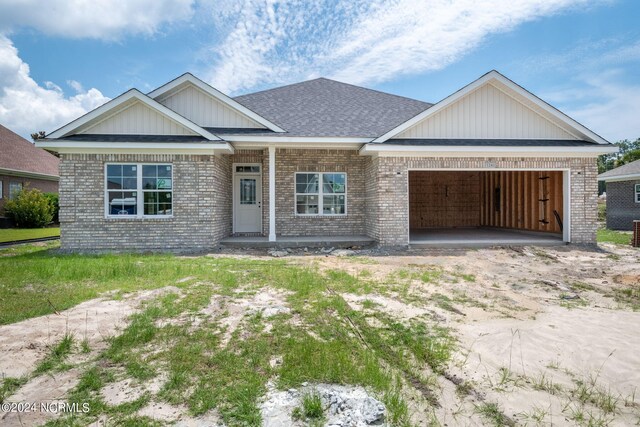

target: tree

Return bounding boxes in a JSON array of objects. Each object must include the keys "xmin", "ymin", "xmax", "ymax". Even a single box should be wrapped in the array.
[
  {"xmin": 618, "ymin": 148, "xmax": 640, "ymax": 165},
  {"xmin": 30, "ymin": 130, "xmax": 46, "ymax": 141},
  {"xmin": 598, "ymin": 137, "xmax": 640, "ymax": 173}
]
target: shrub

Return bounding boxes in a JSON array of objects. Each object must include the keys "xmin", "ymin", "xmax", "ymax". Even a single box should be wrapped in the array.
[
  {"xmin": 44, "ymin": 193, "xmax": 59, "ymax": 223},
  {"xmin": 3, "ymin": 188, "xmax": 54, "ymax": 228}
]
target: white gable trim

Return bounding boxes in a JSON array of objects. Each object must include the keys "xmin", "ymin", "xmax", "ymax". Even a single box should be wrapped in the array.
[
  {"xmin": 373, "ymin": 70, "xmax": 609, "ymax": 144},
  {"xmin": 36, "ymin": 140, "xmax": 234, "ymax": 155},
  {"xmin": 360, "ymin": 143, "xmax": 618, "ymax": 158},
  {"xmin": 47, "ymin": 89, "xmax": 221, "ymax": 141},
  {"xmin": 148, "ymin": 73, "xmax": 286, "ymax": 133},
  {"xmin": 598, "ymin": 173, "xmax": 640, "ymax": 182}
]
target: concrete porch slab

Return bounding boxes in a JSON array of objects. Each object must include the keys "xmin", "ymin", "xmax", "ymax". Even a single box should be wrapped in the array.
[{"xmin": 220, "ymin": 235, "xmax": 375, "ymax": 249}]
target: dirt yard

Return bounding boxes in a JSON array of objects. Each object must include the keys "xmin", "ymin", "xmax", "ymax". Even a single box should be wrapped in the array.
[{"xmin": 0, "ymin": 242, "xmax": 638, "ymax": 426}]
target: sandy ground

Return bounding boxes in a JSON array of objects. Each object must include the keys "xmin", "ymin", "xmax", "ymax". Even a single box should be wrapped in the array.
[{"xmin": 1, "ymin": 242, "xmax": 639, "ymax": 426}]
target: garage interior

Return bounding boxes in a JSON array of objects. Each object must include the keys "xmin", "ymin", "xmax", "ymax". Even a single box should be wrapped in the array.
[{"xmin": 409, "ymin": 171, "xmax": 565, "ymax": 245}]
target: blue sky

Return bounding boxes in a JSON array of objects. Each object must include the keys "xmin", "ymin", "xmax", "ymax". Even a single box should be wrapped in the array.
[{"xmin": 0, "ymin": 0, "xmax": 638, "ymax": 142}]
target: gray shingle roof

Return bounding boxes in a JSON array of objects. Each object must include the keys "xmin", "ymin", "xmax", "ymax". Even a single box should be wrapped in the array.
[
  {"xmin": 234, "ymin": 78, "xmax": 432, "ymax": 138},
  {"xmin": 599, "ymin": 159, "xmax": 640, "ymax": 179},
  {"xmin": 384, "ymin": 139, "xmax": 598, "ymax": 146}
]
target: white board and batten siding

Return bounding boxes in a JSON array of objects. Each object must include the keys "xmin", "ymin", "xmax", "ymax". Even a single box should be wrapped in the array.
[
  {"xmin": 158, "ymin": 85, "xmax": 265, "ymax": 129},
  {"xmin": 397, "ymin": 83, "xmax": 577, "ymax": 140},
  {"xmin": 81, "ymin": 101, "xmax": 198, "ymax": 135}
]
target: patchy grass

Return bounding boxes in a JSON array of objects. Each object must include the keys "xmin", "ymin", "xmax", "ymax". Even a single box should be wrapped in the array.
[
  {"xmin": 597, "ymin": 228, "xmax": 632, "ymax": 245},
  {"xmin": 30, "ymin": 248, "xmax": 445, "ymax": 427},
  {"xmin": 292, "ymin": 390, "xmax": 324, "ymax": 424},
  {"xmin": 611, "ymin": 286, "xmax": 640, "ymax": 311},
  {"xmin": 0, "ymin": 227, "xmax": 60, "ymax": 243},
  {"xmin": 475, "ymin": 402, "xmax": 515, "ymax": 426},
  {"xmin": 0, "ymin": 376, "xmax": 28, "ymax": 403},
  {"xmin": 34, "ymin": 334, "xmax": 74, "ymax": 375}
]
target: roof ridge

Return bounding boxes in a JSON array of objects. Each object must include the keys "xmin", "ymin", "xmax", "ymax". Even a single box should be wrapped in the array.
[
  {"xmin": 234, "ymin": 78, "xmax": 326, "ymax": 99},
  {"xmin": 314, "ymin": 77, "xmax": 433, "ymax": 107},
  {"xmin": 235, "ymin": 77, "xmax": 433, "ymax": 107}
]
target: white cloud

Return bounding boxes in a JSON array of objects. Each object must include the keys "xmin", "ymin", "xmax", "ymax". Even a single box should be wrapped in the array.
[
  {"xmin": 0, "ymin": 0, "xmax": 195, "ymax": 40},
  {"xmin": 205, "ymin": 0, "xmax": 603, "ymax": 93},
  {"xmin": 0, "ymin": 35, "xmax": 110, "ymax": 137},
  {"xmin": 543, "ymin": 70, "xmax": 640, "ymax": 142}
]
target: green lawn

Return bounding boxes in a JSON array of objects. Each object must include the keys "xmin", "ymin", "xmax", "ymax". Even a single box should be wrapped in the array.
[
  {"xmin": 597, "ymin": 228, "xmax": 632, "ymax": 245},
  {"xmin": 0, "ymin": 227, "xmax": 60, "ymax": 243}
]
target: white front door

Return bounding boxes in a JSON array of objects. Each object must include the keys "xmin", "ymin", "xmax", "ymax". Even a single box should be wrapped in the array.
[{"xmin": 233, "ymin": 168, "xmax": 262, "ymax": 233}]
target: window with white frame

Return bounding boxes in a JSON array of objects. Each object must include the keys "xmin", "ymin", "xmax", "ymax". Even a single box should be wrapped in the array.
[
  {"xmin": 9, "ymin": 182, "xmax": 22, "ymax": 199},
  {"xmin": 295, "ymin": 172, "xmax": 346, "ymax": 215},
  {"xmin": 635, "ymin": 184, "xmax": 640, "ymax": 203},
  {"xmin": 0, "ymin": 180, "xmax": 3, "ymax": 199},
  {"xmin": 105, "ymin": 164, "xmax": 172, "ymax": 217}
]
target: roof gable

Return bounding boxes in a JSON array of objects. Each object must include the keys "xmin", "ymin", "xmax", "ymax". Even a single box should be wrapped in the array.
[
  {"xmin": 395, "ymin": 82, "xmax": 576, "ymax": 140},
  {"xmin": 0, "ymin": 124, "xmax": 59, "ymax": 176},
  {"xmin": 374, "ymin": 70, "xmax": 609, "ymax": 144},
  {"xmin": 148, "ymin": 74, "xmax": 285, "ymax": 132},
  {"xmin": 47, "ymin": 90, "xmax": 220, "ymax": 140},
  {"xmin": 234, "ymin": 78, "xmax": 432, "ymax": 138}
]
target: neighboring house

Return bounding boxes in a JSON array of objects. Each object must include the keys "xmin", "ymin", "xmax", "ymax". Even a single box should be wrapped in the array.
[
  {"xmin": 37, "ymin": 71, "xmax": 616, "ymax": 251},
  {"xmin": 0, "ymin": 124, "xmax": 59, "ymax": 224},
  {"xmin": 598, "ymin": 159, "xmax": 640, "ymax": 230}
]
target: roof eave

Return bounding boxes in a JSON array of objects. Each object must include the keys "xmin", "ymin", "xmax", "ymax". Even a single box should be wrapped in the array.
[
  {"xmin": 0, "ymin": 167, "xmax": 59, "ymax": 181},
  {"xmin": 360, "ymin": 143, "xmax": 618, "ymax": 157},
  {"xmin": 36, "ymin": 140, "xmax": 234, "ymax": 155},
  {"xmin": 598, "ymin": 173, "xmax": 640, "ymax": 182}
]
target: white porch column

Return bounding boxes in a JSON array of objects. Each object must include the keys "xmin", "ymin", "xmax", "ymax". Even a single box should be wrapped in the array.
[{"xmin": 268, "ymin": 146, "xmax": 276, "ymax": 241}]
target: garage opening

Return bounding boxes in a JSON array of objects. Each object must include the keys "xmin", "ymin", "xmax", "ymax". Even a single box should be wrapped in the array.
[{"xmin": 409, "ymin": 171, "xmax": 565, "ymax": 245}]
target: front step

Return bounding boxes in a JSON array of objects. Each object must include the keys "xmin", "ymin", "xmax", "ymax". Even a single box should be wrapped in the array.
[{"xmin": 220, "ymin": 235, "xmax": 375, "ymax": 249}]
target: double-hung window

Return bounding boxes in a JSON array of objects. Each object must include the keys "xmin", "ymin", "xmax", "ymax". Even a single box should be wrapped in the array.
[
  {"xmin": 295, "ymin": 172, "xmax": 346, "ymax": 215},
  {"xmin": 635, "ymin": 184, "xmax": 640, "ymax": 203},
  {"xmin": 105, "ymin": 164, "xmax": 173, "ymax": 218},
  {"xmin": 9, "ymin": 182, "xmax": 22, "ymax": 199}
]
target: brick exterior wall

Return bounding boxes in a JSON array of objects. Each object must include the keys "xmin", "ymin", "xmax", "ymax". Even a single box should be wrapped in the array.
[
  {"xmin": 605, "ymin": 179, "xmax": 640, "ymax": 230},
  {"xmin": 274, "ymin": 149, "xmax": 366, "ymax": 236},
  {"xmin": 57, "ymin": 151, "xmax": 599, "ymax": 251},
  {"xmin": 58, "ymin": 153, "xmax": 229, "ymax": 251},
  {"xmin": 0, "ymin": 174, "xmax": 58, "ymax": 216},
  {"xmin": 366, "ymin": 156, "xmax": 598, "ymax": 246}
]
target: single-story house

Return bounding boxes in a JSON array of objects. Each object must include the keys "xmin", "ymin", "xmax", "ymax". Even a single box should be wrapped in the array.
[
  {"xmin": 37, "ymin": 70, "xmax": 616, "ymax": 251},
  {"xmin": 598, "ymin": 159, "xmax": 640, "ymax": 230},
  {"xmin": 1, "ymin": 124, "xmax": 59, "ymax": 226}
]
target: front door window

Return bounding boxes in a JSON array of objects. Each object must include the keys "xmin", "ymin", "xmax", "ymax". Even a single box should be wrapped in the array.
[{"xmin": 240, "ymin": 179, "xmax": 257, "ymax": 205}]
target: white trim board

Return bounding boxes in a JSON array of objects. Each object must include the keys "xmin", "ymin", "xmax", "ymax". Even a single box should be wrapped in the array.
[
  {"xmin": 36, "ymin": 140, "xmax": 234, "ymax": 155},
  {"xmin": 47, "ymin": 89, "xmax": 220, "ymax": 141},
  {"xmin": 0, "ymin": 167, "xmax": 59, "ymax": 181},
  {"xmin": 598, "ymin": 173, "xmax": 640, "ymax": 182},
  {"xmin": 360, "ymin": 143, "xmax": 618, "ymax": 157},
  {"xmin": 373, "ymin": 70, "xmax": 610, "ymax": 145},
  {"xmin": 148, "ymin": 73, "xmax": 286, "ymax": 133},
  {"xmin": 223, "ymin": 135, "xmax": 372, "ymax": 143}
]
